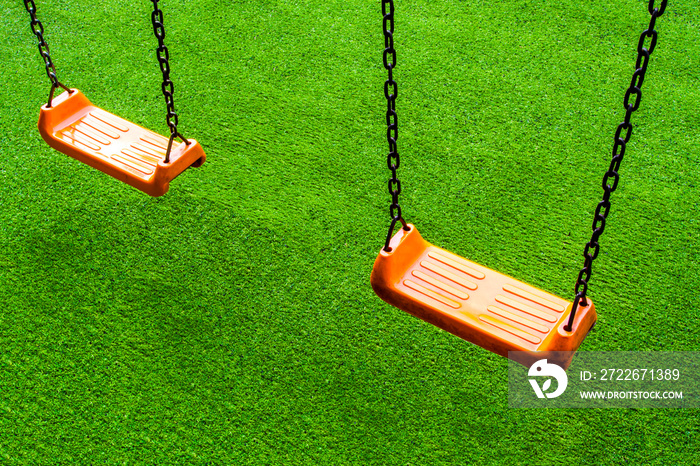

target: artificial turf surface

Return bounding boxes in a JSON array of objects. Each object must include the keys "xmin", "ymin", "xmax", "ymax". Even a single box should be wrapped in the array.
[{"xmin": 1, "ymin": 0, "xmax": 699, "ymax": 464}]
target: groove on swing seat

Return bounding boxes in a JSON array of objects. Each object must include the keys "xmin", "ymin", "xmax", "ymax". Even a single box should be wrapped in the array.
[
  {"xmin": 38, "ymin": 89, "xmax": 205, "ymax": 197},
  {"xmin": 371, "ymin": 225, "xmax": 597, "ymax": 368}
]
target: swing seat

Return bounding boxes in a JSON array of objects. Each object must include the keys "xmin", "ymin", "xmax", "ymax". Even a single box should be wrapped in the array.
[
  {"xmin": 371, "ymin": 225, "xmax": 597, "ymax": 368},
  {"xmin": 38, "ymin": 89, "xmax": 205, "ymax": 197}
]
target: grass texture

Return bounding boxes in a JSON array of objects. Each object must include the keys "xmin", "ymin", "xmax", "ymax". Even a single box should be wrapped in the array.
[{"xmin": 1, "ymin": 0, "xmax": 699, "ymax": 464}]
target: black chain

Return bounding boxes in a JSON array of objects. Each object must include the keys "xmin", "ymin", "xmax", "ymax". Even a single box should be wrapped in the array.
[
  {"xmin": 150, "ymin": 0, "xmax": 189, "ymax": 163},
  {"xmin": 23, "ymin": 0, "xmax": 72, "ymax": 107},
  {"xmin": 382, "ymin": 0, "xmax": 409, "ymax": 251},
  {"xmin": 566, "ymin": 0, "xmax": 667, "ymax": 331}
]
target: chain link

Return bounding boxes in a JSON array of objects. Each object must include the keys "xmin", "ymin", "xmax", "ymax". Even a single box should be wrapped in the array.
[
  {"xmin": 566, "ymin": 0, "xmax": 667, "ymax": 331},
  {"xmin": 150, "ymin": 0, "xmax": 189, "ymax": 163},
  {"xmin": 23, "ymin": 0, "xmax": 71, "ymax": 107},
  {"xmin": 382, "ymin": 0, "xmax": 408, "ymax": 251}
]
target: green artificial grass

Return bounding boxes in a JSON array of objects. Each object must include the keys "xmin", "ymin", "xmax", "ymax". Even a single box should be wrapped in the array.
[{"xmin": 1, "ymin": 0, "xmax": 699, "ymax": 464}]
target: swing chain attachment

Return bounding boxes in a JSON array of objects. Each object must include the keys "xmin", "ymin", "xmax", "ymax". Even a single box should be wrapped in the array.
[
  {"xmin": 566, "ymin": 0, "xmax": 667, "ymax": 332},
  {"xmin": 23, "ymin": 0, "xmax": 73, "ymax": 108},
  {"xmin": 382, "ymin": 0, "xmax": 409, "ymax": 252},
  {"xmin": 150, "ymin": 0, "xmax": 190, "ymax": 164}
]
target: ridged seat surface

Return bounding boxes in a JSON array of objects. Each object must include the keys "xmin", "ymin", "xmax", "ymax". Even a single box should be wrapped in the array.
[
  {"xmin": 38, "ymin": 89, "xmax": 205, "ymax": 196},
  {"xmin": 56, "ymin": 108, "xmax": 169, "ymax": 179},
  {"xmin": 371, "ymin": 225, "xmax": 597, "ymax": 367}
]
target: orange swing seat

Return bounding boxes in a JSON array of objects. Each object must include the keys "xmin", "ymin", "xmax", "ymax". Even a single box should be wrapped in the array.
[
  {"xmin": 38, "ymin": 89, "xmax": 205, "ymax": 197},
  {"xmin": 371, "ymin": 225, "xmax": 597, "ymax": 367}
]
